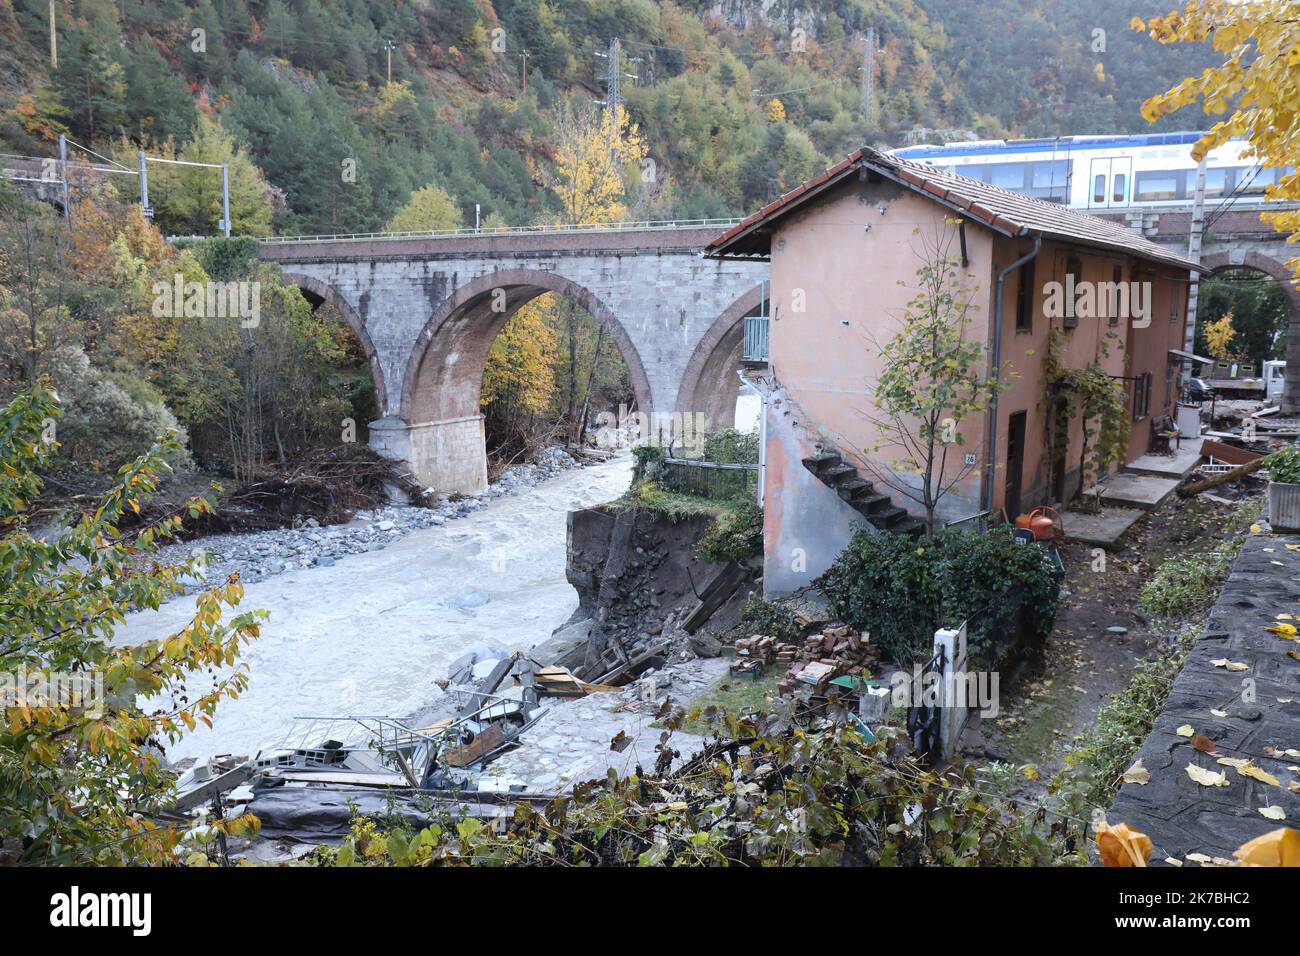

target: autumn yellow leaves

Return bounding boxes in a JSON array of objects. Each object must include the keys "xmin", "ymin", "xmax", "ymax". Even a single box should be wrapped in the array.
[{"xmin": 1097, "ymin": 821, "xmax": 1300, "ymax": 868}]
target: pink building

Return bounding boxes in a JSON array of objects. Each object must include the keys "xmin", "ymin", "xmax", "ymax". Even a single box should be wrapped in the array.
[{"xmin": 706, "ymin": 149, "xmax": 1200, "ymax": 594}]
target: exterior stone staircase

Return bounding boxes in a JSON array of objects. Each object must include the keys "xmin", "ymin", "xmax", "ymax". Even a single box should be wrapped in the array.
[{"xmin": 801, "ymin": 450, "xmax": 927, "ymax": 537}]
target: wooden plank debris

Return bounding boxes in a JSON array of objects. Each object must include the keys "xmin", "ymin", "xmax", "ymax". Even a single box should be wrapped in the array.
[
  {"xmin": 169, "ymin": 763, "xmax": 255, "ymax": 812},
  {"xmin": 1178, "ymin": 454, "xmax": 1268, "ymax": 497},
  {"xmin": 1201, "ymin": 438, "xmax": 1265, "ymax": 467},
  {"xmin": 682, "ymin": 561, "xmax": 750, "ymax": 634}
]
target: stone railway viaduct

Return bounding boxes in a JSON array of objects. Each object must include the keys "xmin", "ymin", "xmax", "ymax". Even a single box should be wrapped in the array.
[
  {"xmin": 259, "ymin": 206, "xmax": 1300, "ymax": 496},
  {"xmin": 258, "ymin": 225, "xmax": 766, "ymax": 493},
  {"xmin": 260, "ymin": 204, "xmax": 1300, "ymax": 496}
]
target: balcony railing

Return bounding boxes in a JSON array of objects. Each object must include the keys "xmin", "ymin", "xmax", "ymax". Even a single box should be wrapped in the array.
[
  {"xmin": 742, "ymin": 279, "xmax": 770, "ymax": 362},
  {"xmin": 743, "ymin": 315, "xmax": 768, "ymax": 362}
]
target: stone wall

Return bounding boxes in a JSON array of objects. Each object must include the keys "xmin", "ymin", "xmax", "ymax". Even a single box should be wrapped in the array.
[{"xmin": 262, "ymin": 229, "xmax": 765, "ymax": 493}]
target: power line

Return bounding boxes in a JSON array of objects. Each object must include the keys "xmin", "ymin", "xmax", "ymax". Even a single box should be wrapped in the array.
[{"xmin": 751, "ymin": 77, "xmax": 845, "ymax": 99}]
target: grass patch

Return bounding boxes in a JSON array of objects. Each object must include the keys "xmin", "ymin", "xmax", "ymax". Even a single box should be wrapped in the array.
[
  {"xmin": 1053, "ymin": 634, "xmax": 1192, "ymax": 811},
  {"xmin": 1139, "ymin": 498, "xmax": 1261, "ymax": 620},
  {"xmin": 1139, "ymin": 554, "xmax": 1230, "ymax": 618},
  {"xmin": 627, "ymin": 480, "xmax": 724, "ymax": 520},
  {"xmin": 679, "ymin": 666, "xmax": 785, "ymax": 736}
]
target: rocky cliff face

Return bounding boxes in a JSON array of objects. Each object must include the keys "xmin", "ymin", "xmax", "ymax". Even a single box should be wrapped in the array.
[{"xmin": 706, "ymin": 0, "xmax": 820, "ymax": 34}]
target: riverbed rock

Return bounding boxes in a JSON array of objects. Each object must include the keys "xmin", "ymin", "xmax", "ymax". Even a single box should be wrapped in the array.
[{"xmin": 151, "ymin": 447, "xmax": 584, "ymax": 590}]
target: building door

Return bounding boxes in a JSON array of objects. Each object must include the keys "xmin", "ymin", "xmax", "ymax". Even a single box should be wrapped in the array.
[
  {"xmin": 1050, "ymin": 398, "xmax": 1069, "ymax": 503},
  {"xmin": 1005, "ymin": 411, "xmax": 1027, "ymax": 518}
]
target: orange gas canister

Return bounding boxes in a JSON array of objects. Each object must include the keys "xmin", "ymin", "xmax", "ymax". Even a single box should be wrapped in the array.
[{"xmin": 1015, "ymin": 507, "xmax": 1063, "ymax": 542}]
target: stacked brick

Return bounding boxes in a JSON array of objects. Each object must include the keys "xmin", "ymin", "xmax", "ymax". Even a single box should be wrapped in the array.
[
  {"xmin": 734, "ymin": 635, "xmax": 798, "ymax": 665},
  {"xmin": 773, "ymin": 623, "xmax": 879, "ymax": 696}
]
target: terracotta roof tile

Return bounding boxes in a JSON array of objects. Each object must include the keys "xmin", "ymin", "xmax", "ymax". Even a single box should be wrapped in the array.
[{"xmin": 707, "ymin": 147, "xmax": 1201, "ymax": 272}]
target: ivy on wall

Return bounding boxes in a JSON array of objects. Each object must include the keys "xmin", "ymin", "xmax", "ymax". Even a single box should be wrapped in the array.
[{"xmin": 1042, "ymin": 329, "xmax": 1131, "ymax": 497}]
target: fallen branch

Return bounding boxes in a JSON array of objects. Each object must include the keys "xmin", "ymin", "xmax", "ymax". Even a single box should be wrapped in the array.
[{"xmin": 1177, "ymin": 455, "xmax": 1267, "ymax": 497}]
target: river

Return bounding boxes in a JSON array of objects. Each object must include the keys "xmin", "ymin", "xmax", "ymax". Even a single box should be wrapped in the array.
[{"xmin": 113, "ymin": 454, "xmax": 633, "ymax": 763}]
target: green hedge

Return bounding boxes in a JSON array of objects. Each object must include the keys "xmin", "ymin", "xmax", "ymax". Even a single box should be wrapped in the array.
[{"xmin": 820, "ymin": 528, "xmax": 1060, "ymax": 666}]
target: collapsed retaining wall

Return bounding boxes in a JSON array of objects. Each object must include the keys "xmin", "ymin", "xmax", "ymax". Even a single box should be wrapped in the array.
[{"xmin": 535, "ymin": 502, "xmax": 739, "ymax": 675}]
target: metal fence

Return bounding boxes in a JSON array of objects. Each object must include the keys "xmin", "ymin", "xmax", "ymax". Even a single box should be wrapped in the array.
[
  {"xmin": 659, "ymin": 457, "xmax": 758, "ymax": 501},
  {"xmin": 257, "ymin": 217, "xmax": 743, "ymax": 245}
]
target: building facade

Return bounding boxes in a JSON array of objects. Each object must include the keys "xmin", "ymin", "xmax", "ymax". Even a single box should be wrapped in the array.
[{"xmin": 708, "ymin": 149, "xmax": 1198, "ymax": 594}]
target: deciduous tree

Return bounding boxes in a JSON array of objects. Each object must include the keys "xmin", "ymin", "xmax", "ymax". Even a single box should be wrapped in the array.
[
  {"xmin": 863, "ymin": 230, "xmax": 1005, "ymax": 535},
  {"xmin": 385, "ymin": 185, "xmax": 463, "ymax": 233},
  {"xmin": 0, "ymin": 388, "xmax": 261, "ymax": 864},
  {"xmin": 1134, "ymin": 1, "xmax": 1300, "ymax": 277}
]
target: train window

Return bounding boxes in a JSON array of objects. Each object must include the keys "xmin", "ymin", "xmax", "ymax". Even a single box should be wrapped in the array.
[
  {"xmin": 1235, "ymin": 166, "xmax": 1290, "ymax": 195},
  {"xmin": 1093, "ymin": 174, "xmax": 1106, "ymax": 204},
  {"xmin": 1134, "ymin": 170, "xmax": 1182, "ymax": 201},
  {"xmin": 1015, "ymin": 259, "xmax": 1035, "ymax": 333},
  {"xmin": 1203, "ymin": 167, "xmax": 1227, "ymax": 197},
  {"xmin": 1112, "ymin": 173, "xmax": 1126, "ymax": 203},
  {"xmin": 1029, "ymin": 161, "xmax": 1069, "ymax": 202},
  {"xmin": 990, "ymin": 163, "xmax": 1027, "ymax": 189}
]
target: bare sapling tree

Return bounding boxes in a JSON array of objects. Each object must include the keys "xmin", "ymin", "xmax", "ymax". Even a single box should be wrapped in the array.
[{"xmin": 860, "ymin": 224, "xmax": 1007, "ymax": 535}]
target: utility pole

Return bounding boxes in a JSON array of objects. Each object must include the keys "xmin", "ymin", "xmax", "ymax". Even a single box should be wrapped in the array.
[
  {"xmin": 48, "ymin": 0, "xmax": 57, "ymax": 68},
  {"xmin": 861, "ymin": 27, "xmax": 876, "ymax": 126},
  {"xmin": 58, "ymin": 133, "xmax": 69, "ymax": 219},
  {"xmin": 518, "ymin": 50, "xmax": 529, "ymax": 93},
  {"xmin": 1183, "ymin": 155, "xmax": 1207, "ymax": 383},
  {"xmin": 138, "ymin": 150, "xmax": 149, "ymax": 219},
  {"xmin": 385, "ymin": 39, "xmax": 396, "ymax": 84},
  {"xmin": 607, "ymin": 37, "xmax": 622, "ymax": 121},
  {"xmin": 220, "ymin": 162, "xmax": 231, "ymax": 238}
]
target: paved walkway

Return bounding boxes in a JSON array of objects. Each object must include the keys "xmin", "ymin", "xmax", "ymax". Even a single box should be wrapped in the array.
[
  {"xmin": 1108, "ymin": 529, "xmax": 1300, "ymax": 863},
  {"xmin": 478, "ymin": 658, "xmax": 732, "ymax": 793}
]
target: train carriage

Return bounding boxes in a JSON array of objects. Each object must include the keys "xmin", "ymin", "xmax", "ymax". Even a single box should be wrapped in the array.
[{"xmin": 892, "ymin": 133, "xmax": 1289, "ymax": 211}]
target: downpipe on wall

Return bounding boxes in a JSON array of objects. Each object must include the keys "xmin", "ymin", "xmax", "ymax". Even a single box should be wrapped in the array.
[{"xmin": 984, "ymin": 233, "xmax": 1042, "ymax": 515}]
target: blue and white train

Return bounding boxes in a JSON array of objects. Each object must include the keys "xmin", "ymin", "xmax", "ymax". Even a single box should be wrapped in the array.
[{"xmin": 891, "ymin": 132, "xmax": 1289, "ymax": 211}]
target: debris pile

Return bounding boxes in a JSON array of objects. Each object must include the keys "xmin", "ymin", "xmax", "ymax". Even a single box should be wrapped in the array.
[
  {"xmin": 774, "ymin": 623, "xmax": 880, "ymax": 697},
  {"xmin": 220, "ymin": 444, "xmax": 429, "ymax": 530}
]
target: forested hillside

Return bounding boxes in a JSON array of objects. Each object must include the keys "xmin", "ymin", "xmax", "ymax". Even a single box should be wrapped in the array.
[
  {"xmin": 0, "ymin": 0, "xmax": 1221, "ymax": 487},
  {"xmin": 1, "ymin": 0, "xmax": 1214, "ymax": 236}
]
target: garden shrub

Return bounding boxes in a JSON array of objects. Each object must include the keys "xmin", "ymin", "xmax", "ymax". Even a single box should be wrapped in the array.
[
  {"xmin": 632, "ymin": 442, "xmax": 664, "ymax": 481},
  {"xmin": 1139, "ymin": 553, "xmax": 1230, "ymax": 619},
  {"xmin": 738, "ymin": 594, "xmax": 802, "ymax": 642},
  {"xmin": 702, "ymin": 428, "xmax": 759, "ymax": 464},
  {"xmin": 820, "ymin": 528, "xmax": 1059, "ymax": 665},
  {"xmin": 1265, "ymin": 445, "xmax": 1300, "ymax": 484},
  {"xmin": 47, "ymin": 346, "xmax": 194, "ymax": 476},
  {"xmin": 697, "ymin": 498, "xmax": 763, "ymax": 563}
]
